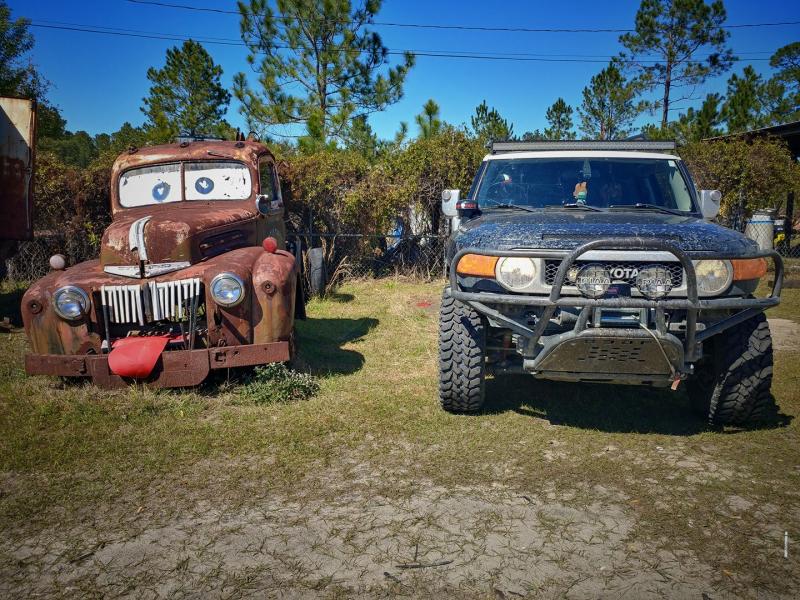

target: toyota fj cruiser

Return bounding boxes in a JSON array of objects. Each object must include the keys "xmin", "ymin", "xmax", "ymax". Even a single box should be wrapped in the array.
[
  {"xmin": 22, "ymin": 139, "xmax": 301, "ymax": 388},
  {"xmin": 439, "ymin": 140, "xmax": 783, "ymax": 425}
]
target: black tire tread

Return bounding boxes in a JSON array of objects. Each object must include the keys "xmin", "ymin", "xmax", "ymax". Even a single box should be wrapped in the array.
[
  {"xmin": 693, "ymin": 312, "xmax": 775, "ymax": 426},
  {"xmin": 438, "ymin": 288, "xmax": 486, "ymax": 413}
]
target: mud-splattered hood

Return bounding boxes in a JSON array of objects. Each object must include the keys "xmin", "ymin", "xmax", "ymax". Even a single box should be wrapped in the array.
[
  {"xmin": 452, "ymin": 209, "xmax": 760, "ymax": 256},
  {"xmin": 100, "ymin": 205, "xmax": 258, "ymax": 270}
]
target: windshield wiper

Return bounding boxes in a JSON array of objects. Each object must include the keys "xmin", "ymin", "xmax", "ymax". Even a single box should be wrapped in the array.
[
  {"xmin": 609, "ymin": 203, "xmax": 686, "ymax": 216},
  {"xmin": 484, "ymin": 203, "xmax": 538, "ymax": 213},
  {"xmin": 545, "ymin": 203, "xmax": 604, "ymax": 212}
]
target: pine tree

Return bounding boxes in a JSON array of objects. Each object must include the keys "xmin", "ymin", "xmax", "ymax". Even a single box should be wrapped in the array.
[
  {"xmin": 769, "ymin": 42, "xmax": 800, "ymax": 119},
  {"xmin": 544, "ymin": 98, "xmax": 575, "ymax": 140},
  {"xmin": 0, "ymin": 0, "xmax": 43, "ymax": 97},
  {"xmin": 415, "ymin": 99, "xmax": 442, "ymax": 139},
  {"xmin": 235, "ymin": 0, "xmax": 414, "ymax": 145},
  {"xmin": 142, "ymin": 40, "xmax": 231, "ymax": 141},
  {"xmin": 619, "ymin": 0, "xmax": 733, "ymax": 128},
  {"xmin": 521, "ymin": 130, "xmax": 544, "ymax": 141},
  {"xmin": 578, "ymin": 64, "xmax": 643, "ymax": 140},
  {"xmin": 721, "ymin": 66, "xmax": 792, "ymax": 132},
  {"xmin": 470, "ymin": 101, "xmax": 514, "ymax": 142}
]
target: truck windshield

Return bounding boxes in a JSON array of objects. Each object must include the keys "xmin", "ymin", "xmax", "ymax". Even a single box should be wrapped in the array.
[
  {"xmin": 119, "ymin": 161, "xmax": 252, "ymax": 207},
  {"xmin": 475, "ymin": 158, "xmax": 695, "ymax": 212}
]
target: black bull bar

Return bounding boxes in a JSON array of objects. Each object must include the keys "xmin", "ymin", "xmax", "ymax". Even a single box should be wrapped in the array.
[{"xmin": 448, "ymin": 238, "xmax": 783, "ymax": 364}]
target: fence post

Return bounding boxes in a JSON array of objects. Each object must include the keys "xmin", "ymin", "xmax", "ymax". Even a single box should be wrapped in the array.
[{"xmin": 786, "ymin": 191, "xmax": 794, "ymax": 254}]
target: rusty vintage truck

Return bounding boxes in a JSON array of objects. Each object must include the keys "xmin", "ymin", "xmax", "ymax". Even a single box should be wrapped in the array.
[{"xmin": 22, "ymin": 139, "xmax": 301, "ymax": 387}]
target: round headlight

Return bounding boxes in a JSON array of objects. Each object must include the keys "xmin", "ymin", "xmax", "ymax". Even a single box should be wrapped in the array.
[
  {"xmin": 693, "ymin": 260, "xmax": 732, "ymax": 296},
  {"xmin": 635, "ymin": 265, "xmax": 674, "ymax": 299},
  {"xmin": 210, "ymin": 273, "xmax": 246, "ymax": 307},
  {"xmin": 53, "ymin": 286, "xmax": 90, "ymax": 320},
  {"xmin": 496, "ymin": 257, "xmax": 537, "ymax": 291},
  {"xmin": 575, "ymin": 264, "xmax": 611, "ymax": 298}
]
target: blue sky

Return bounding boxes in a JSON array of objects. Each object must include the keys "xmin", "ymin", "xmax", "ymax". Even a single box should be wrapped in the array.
[{"xmin": 10, "ymin": 0, "xmax": 800, "ymax": 139}]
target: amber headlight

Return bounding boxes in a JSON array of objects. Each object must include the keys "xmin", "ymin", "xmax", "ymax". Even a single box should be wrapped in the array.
[
  {"xmin": 693, "ymin": 260, "xmax": 733, "ymax": 296},
  {"xmin": 496, "ymin": 257, "xmax": 538, "ymax": 291},
  {"xmin": 53, "ymin": 286, "xmax": 90, "ymax": 320}
]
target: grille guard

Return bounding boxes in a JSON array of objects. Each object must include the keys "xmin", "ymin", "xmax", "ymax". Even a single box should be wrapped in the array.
[{"xmin": 448, "ymin": 238, "xmax": 783, "ymax": 364}]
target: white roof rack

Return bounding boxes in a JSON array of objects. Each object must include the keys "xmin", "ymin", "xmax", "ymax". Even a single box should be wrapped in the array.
[{"xmin": 491, "ymin": 140, "xmax": 676, "ymax": 154}]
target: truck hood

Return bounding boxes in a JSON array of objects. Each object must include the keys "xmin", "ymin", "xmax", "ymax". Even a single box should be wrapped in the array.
[
  {"xmin": 100, "ymin": 205, "xmax": 257, "ymax": 276},
  {"xmin": 453, "ymin": 209, "xmax": 761, "ymax": 256}
]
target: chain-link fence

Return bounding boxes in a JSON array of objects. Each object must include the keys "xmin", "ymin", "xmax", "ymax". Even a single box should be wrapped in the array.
[
  {"xmin": 6, "ymin": 206, "xmax": 796, "ymax": 290},
  {"xmin": 290, "ymin": 232, "xmax": 446, "ymax": 295},
  {"xmin": 3, "ymin": 232, "xmax": 99, "ymax": 284},
  {"xmin": 719, "ymin": 203, "xmax": 800, "ymax": 259},
  {"xmin": 2, "ymin": 230, "xmax": 448, "ymax": 290}
]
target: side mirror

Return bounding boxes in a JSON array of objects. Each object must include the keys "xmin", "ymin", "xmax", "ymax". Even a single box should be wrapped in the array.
[
  {"xmin": 255, "ymin": 194, "xmax": 271, "ymax": 215},
  {"xmin": 699, "ymin": 189, "xmax": 721, "ymax": 220},
  {"xmin": 441, "ymin": 189, "xmax": 460, "ymax": 217}
]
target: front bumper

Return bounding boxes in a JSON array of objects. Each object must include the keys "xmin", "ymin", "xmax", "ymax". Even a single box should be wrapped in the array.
[
  {"xmin": 449, "ymin": 238, "xmax": 783, "ymax": 378},
  {"xmin": 25, "ymin": 341, "xmax": 291, "ymax": 389}
]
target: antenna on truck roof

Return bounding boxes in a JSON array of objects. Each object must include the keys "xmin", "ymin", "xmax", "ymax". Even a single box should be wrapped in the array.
[{"xmin": 490, "ymin": 140, "xmax": 677, "ymax": 154}]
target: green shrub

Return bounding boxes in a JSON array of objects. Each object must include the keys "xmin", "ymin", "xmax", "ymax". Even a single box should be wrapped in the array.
[
  {"xmin": 682, "ymin": 137, "xmax": 800, "ymax": 215},
  {"xmin": 239, "ymin": 363, "xmax": 320, "ymax": 405}
]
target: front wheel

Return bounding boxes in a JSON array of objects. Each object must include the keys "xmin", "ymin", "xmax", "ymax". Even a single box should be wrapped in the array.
[
  {"xmin": 688, "ymin": 312, "xmax": 776, "ymax": 426},
  {"xmin": 438, "ymin": 288, "xmax": 486, "ymax": 413}
]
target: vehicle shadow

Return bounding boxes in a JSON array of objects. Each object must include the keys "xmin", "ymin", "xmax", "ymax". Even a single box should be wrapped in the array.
[
  {"xmin": 324, "ymin": 292, "xmax": 355, "ymax": 303},
  {"xmin": 483, "ymin": 375, "xmax": 791, "ymax": 435},
  {"xmin": 295, "ymin": 317, "xmax": 378, "ymax": 376},
  {"xmin": 0, "ymin": 285, "xmax": 25, "ymax": 328}
]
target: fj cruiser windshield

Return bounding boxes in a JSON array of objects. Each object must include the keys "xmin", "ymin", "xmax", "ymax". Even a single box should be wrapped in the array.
[
  {"xmin": 119, "ymin": 161, "xmax": 252, "ymax": 207},
  {"xmin": 475, "ymin": 158, "xmax": 695, "ymax": 212}
]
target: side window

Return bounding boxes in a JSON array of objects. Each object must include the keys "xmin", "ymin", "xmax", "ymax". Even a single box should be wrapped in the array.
[{"xmin": 259, "ymin": 159, "xmax": 277, "ymax": 201}]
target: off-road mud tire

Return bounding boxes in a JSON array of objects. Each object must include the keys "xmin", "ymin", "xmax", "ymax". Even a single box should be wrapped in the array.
[
  {"xmin": 688, "ymin": 312, "xmax": 775, "ymax": 426},
  {"xmin": 438, "ymin": 288, "xmax": 486, "ymax": 413}
]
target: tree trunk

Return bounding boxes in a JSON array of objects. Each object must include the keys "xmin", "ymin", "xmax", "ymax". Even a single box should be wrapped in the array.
[{"xmin": 662, "ymin": 63, "xmax": 673, "ymax": 129}]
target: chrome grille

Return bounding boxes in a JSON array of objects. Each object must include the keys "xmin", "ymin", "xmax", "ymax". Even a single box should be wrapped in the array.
[
  {"xmin": 100, "ymin": 278, "xmax": 202, "ymax": 325},
  {"xmin": 101, "ymin": 284, "xmax": 145, "ymax": 325},
  {"xmin": 148, "ymin": 278, "xmax": 202, "ymax": 321},
  {"xmin": 544, "ymin": 260, "xmax": 684, "ymax": 287}
]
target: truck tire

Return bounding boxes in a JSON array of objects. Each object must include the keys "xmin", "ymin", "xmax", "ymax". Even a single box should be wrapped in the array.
[
  {"xmin": 307, "ymin": 247, "xmax": 326, "ymax": 297},
  {"xmin": 438, "ymin": 288, "xmax": 486, "ymax": 413},
  {"xmin": 688, "ymin": 312, "xmax": 775, "ymax": 426}
]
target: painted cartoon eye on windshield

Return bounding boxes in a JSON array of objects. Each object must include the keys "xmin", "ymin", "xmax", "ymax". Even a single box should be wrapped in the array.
[
  {"xmin": 194, "ymin": 177, "xmax": 214, "ymax": 195},
  {"xmin": 119, "ymin": 163, "xmax": 181, "ymax": 207},
  {"xmin": 185, "ymin": 161, "xmax": 251, "ymax": 200},
  {"xmin": 152, "ymin": 181, "xmax": 171, "ymax": 201}
]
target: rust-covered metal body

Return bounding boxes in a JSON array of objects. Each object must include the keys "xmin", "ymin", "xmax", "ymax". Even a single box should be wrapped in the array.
[
  {"xmin": 22, "ymin": 140, "xmax": 297, "ymax": 387},
  {"xmin": 0, "ymin": 97, "xmax": 35, "ymax": 246}
]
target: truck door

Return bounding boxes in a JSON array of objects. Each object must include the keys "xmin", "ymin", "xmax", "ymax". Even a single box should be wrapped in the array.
[{"xmin": 0, "ymin": 97, "xmax": 35, "ymax": 243}]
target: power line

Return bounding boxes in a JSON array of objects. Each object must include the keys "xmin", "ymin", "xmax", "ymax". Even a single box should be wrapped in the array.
[
  {"xmin": 124, "ymin": 0, "xmax": 800, "ymax": 33},
  {"xmin": 28, "ymin": 22, "xmax": 774, "ymax": 63},
  {"xmin": 32, "ymin": 19, "xmax": 775, "ymax": 60}
]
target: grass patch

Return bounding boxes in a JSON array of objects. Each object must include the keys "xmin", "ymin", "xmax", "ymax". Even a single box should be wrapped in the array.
[{"xmin": 238, "ymin": 363, "xmax": 320, "ymax": 405}]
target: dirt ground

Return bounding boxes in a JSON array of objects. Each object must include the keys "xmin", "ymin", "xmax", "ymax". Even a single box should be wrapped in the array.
[{"xmin": 2, "ymin": 279, "xmax": 800, "ymax": 599}]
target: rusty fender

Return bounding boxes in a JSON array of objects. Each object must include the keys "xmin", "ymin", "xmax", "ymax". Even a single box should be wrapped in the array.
[{"xmin": 251, "ymin": 249, "xmax": 296, "ymax": 345}]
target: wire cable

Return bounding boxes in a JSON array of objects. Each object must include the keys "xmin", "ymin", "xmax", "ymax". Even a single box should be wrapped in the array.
[
  {"xmin": 28, "ymin": 22, "xmax": 774, "ymax": 63},
  {"xmin": 124, "ymin": 0, "xmax": 800, "ymax": 33}
]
